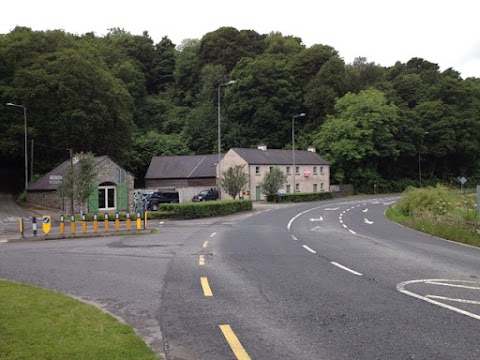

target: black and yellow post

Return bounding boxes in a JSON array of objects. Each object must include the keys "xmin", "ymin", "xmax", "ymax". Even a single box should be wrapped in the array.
[
  {"xmin": 136, "ymin": 212, "xmax": 141, "ymax": 230},
  {"xmin": 82, "ymin": 214, "xmax": 87, "ymax": 233},
  {"xmin": 19, "ymin": 217, "xmax": 24, "ymax": 237},
  {"xmin": 126, "ymin": 212, "xmax": 131, "ymax": 231},
  {"xmin": 104, "ymin": 213, "xmax": 109, "ymax": 232},
  {"xmin": 59, "ymin": 215, "xmax": 65, "ymax": 235},
  {"xmin": 93, "ymin": 214, "xmax": 98, "ymax": 233},
  {"xmin": 115, "ymin": 212, "xmax": 120, "ymax": 231},
  {"xmin": 70, "ymin": 215, "xmax": 76, "ymax": 234}
]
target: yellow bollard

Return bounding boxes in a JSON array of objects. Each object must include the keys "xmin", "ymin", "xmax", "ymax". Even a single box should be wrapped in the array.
[
  {"xmin": 70, "ymin": 215, "xmax": 76, "ymax": 234},
  {"xmin": 93, "ymin": 214, "xmax": 98, "ymax": 233},
  {"xmin": 82, "ymin": 214, "xmax": 87, "ymax": 233},
  {"xmin": 126, "ymin": 212, "xmax": 131, "ymax": 231},
  {"xmin": 136, "ymin": 212, "xmax": 141, "ymax": 230},
  {"xmin": 104, "ymin": 213, "xmax": 109, "ymax": 232},
  {"xmin": 59, "ymin": 215, "xmax": 65, "ymax": 235},
  {"xmin": 19, "ymin": 217, "xmax": 24, "ymax": 237},
  {"xmin": 115, "ymin": 212, "xmax": 120, "ymax": 231},
  {"xmin": 144, "ymin": 211, "xmax": 148, "ymax": 229}
]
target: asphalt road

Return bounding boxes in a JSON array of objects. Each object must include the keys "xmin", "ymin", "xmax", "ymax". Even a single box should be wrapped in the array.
[
  {"xmin": 161, "ymin": 196, "xmax": 480, "ymax": 360},
  {"xmin": 1, "ymin": 196, "xmax": 480, "ymax": 359}
]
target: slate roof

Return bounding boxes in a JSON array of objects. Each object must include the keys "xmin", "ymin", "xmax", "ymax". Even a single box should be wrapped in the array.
[
  {"xmin": 145, "ymin": 154, "xmax": 220, "ymax": 179},
  {"xmin": 145, "ymin": 149, "xmax": 329, "ymax": 180},
  {"xmin": 232, "ymin": 148, "xmax": 330, "ymax": 165},
  {"xmin": 28, "ymin": 156, "xmax": 113, "ymax": 191}
]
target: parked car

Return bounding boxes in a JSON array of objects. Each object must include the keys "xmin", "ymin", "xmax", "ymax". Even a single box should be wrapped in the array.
[
  {"xmin": 146, "ymin": 191, "xmax": 179, "ymax": 210},
  {"xmin": 192, "ymin": 188, "xmax": 219, "ymax": 202}
]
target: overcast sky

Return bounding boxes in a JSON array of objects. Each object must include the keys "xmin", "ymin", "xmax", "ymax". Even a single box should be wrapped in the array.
[{"xmin": 2, "ymin": 0, "xmax": 479, "ymax": 78}]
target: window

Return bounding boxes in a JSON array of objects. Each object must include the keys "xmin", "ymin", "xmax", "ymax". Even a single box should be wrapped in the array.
[
  {"xmin": 255, "ymin": 166, "xmax": 260, "ymax": 175},
  {"xmin": 295, "ymin": 166, "xmax": 299, "ymax": 174},
  {"xmin": 320, "ymin": 166, "xmax": 324, "ymax": 174},
  {"xmin": 270, "ymin": 166, "xmax": 273, "ymax": 172},
  {"xmin": 313, "ymin": 184, "xmax": 317, "ymax": 192},
  {"xmin": 99, "ymin": 185, "xmax": 116, "ymax": 210},
  {"xmin": 295, "ymin": 183, "xmax": 300, "ymax": 192},
  {"xmin": 320, "ymin": 183, "xmax": 324, "ymax": 191},
  {"xmin": 286, "ymin": 184, "xmax": 291, "ymax": 193},
  {"xmin": 313, "ymin": 166, "xmax": 317, "ymax": 175},
  {"xmin": 286, "ymin": 166, "xmax": 290, "ymax": 174}
]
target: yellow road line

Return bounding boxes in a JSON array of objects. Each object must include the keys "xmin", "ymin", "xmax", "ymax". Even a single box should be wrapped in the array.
[
  {"xmin": 210, "ymin": 232, "xmax": 216, "ymax": 237},
  {"xmin": 200, "ymin": 277, "xmax": 213, "ymax": 296},
  {"xmin": 219, "ymin": 324, "xmax": 251, "ymax": 360},
  {"xmin": 202, "ymin": 240, "xmax": 209, "ymax": 248},
  {"xmin": 199, "ymin": 255, "xmax": 205, "ymax": 266}
]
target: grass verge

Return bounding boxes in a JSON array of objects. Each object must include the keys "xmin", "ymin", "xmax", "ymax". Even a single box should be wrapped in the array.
[
  {"xmin": 385, "ymin": 185, "xmax": 480, "ymax": 247},
  {"xmin": 0, "ymin": 280, "xmax": 158, "ymax": 360}
]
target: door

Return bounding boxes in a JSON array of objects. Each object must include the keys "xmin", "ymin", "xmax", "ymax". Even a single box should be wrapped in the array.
[{"xmin": 256, "ymin": 186, "xmax": 261, "ymax": 201}]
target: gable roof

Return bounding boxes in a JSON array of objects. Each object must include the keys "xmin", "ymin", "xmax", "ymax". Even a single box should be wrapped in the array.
[
  {"xmin": 145, "ymin": 154, "xmax": 219, "ymax": 180},
  {"xmin": 28, "ymin": 156, "xmax": 123, "ymax": 191},
  {"xmin": 231, "ymin": 148, "xmax": 330, "ymax": 165}
]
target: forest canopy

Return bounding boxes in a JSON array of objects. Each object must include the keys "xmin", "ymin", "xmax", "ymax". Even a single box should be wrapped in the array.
[{"xmin": 1, "ymin": 26, "xmax": 480, "ymax": 192}]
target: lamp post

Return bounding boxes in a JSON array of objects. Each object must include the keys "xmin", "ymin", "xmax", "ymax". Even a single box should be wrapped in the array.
[
  {"xmin": 217, "ymin": 80, "xmax": 236, "ymax": 196},
  {"xmin": 6, "ymin": 102, "xmax": 28, "ymax": 191},
  {"xmin": 418, "ymin": 131, "xmax": 429, "ymax": 187},
  {"xmin": 292, "ymin": 113, "xmax": 306, "ymax": 193}
]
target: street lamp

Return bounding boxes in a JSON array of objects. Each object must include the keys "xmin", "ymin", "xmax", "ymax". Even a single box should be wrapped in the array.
[
  {"xmin": 292, "ymin": 113, "xmax": 306, "ymax": 193},
  {"xmin": 418, "ymin": 131, "xmax": 429, "ymax": 187},
  {"xmin": 6, "ymin": 102, "xmax": 28, "ymax": 191},
  {"xmin": 217, "ymin": 80, "xmax": 236, "ymax": 195}
]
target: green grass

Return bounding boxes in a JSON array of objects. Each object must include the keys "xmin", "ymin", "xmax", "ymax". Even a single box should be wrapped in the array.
[
  {"xmin": 386, "ymin": 185, "xmax": 480, "ymax": 247},
  {"xmin": 0, "ymin": 280, "xmax": 159, "ymax": 360}
]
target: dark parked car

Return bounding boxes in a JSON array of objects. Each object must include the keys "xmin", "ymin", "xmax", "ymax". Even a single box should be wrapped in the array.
[
  {"xmin": 146, "ymin": 191, "xmax": 179, "ymax": 210},
  {"xmin": 192, "ymin": 189, "xmax": 219, "ymax": 202}
]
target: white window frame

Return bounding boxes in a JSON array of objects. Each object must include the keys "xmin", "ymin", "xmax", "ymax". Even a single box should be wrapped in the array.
[{"xmin": 99, "ymin": 185, "xmax": 116, "ymax": 210}]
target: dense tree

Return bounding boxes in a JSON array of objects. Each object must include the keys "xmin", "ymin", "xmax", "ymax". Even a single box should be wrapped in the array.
[
  {"xmin": 313, "ymin": 89, "xmax": 399, "ymax": 190},
  {"xmin": 2, "ymin": 25, "xmax": 480, "ymax": 194},
  {"xmin": 199, "ymin": 27, "xmax": 265, "ymax": 72},
  {"xmin": 226, "ymin": 57, "xmax": 302, "ymax": 149},
  {"xmin": 259, "ymin": 167, "xmax": 287, "ymax": 197},
  {"xmin": 220, "ymin": 165, "xmax": 248, "ymax": 199}
]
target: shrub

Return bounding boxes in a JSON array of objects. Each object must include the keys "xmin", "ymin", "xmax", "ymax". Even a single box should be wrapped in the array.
[{"xmin": 395, "ymin": 184, "xmax": 454, "ymax": 216}]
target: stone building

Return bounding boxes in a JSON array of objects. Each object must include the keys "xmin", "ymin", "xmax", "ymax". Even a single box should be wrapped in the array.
[
  {"xmin": 144, "ymin": 154, "xmax": 219, "ymax": 203},
  {"xmin": 220, "ymin": 146, "xmax": 330, "ymax": 200},
  {"xmin": 145, "ymin": 146, "xmax": 330, "ymax": 202},
  {"xmin": 27, "ymin": 155, "xmax": 134, "ymax": 214}
]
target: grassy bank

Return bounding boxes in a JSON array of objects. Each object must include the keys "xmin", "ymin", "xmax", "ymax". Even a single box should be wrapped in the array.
[
  {"xmin": 0, "ymin": 280, "xmax": 158, "ymax": 360},
  {"xmin": 385, "ymin": 185, "xmax": 480, "ymax": 247}
]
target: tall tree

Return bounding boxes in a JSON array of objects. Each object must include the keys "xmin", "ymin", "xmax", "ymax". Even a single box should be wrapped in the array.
[
  {"xmin": 226, "ymin": 57, "xmax": 303, "ymax": 149},
  {"xmin": 313, "ymin": 89, "xmax": 399, "ymax": 190}
]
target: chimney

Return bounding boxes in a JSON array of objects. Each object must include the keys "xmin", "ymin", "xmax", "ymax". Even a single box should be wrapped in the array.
[
  {"xmin": 258, "ymin": 145, "xmax": 267, "ymax": 151},
  {"xmin": 307, "ymin": 146, "xmax": 316, "ymax": 153}
]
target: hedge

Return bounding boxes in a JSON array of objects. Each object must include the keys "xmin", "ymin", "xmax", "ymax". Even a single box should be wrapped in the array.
[{"xmin": 266, "ymin": 192, "xmax": 333, "ymax": 203}]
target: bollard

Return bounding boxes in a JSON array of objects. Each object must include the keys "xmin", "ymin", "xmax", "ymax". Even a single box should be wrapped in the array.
[
  {"xmin": 144, "ymin": 211, "xmax": 148, "ymax": 229},
  {"xmin": 60, "ymin": 215, "xmax": 65, "ymax": 235},
  {"xmin": 126, "ymin": 212, "xmax": 131, "ymax": 231},
  {"xmin": 32, "ymin": 216, "xmax": 37, "ymax": 236},
  {"xmin": 104, "ymin": 213, "xmax": 109, "ymax": 232},
  {"xmin": 136, "ymin": 212, "xmax": 141, "ymax": 230},
  {"xmin": 71, "ymin": 215, "xmax": 76, "ymax": 234},
  {"xmin": 93, "ymin": 214, "xmax": 98, "ymax": 233},
  {"xmin": 82, "ymin": 214, "xmax": 87, "ymax": 233},
  {"xmin": 19, "ymin": 217, "xmax": 24, "ymax": 237},
  {"xmin": 115, "ymin": 212, "xmax": 120, "ymax": 231}
]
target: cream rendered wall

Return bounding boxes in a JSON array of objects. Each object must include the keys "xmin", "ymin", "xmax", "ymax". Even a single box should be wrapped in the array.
[
  {"xmin": 219, "ymin": 150, "xmax": 249, "ymax": 199},
  {"xmin": 220, "ymin": 149, "xmax": 330, "ymax": 200}
]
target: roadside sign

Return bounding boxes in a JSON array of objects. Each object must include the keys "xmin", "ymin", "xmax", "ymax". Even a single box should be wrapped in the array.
[
  {"xmin": 42, "ymin": 216, "xmax": 51, "ymax": 235},
  {"xmin": 459, "ymin": 177, "xmax": 467, "ymax": 185},
  {"xmin": 49, "ymin": 175, "xmax": 62, "ymax": 185}
]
